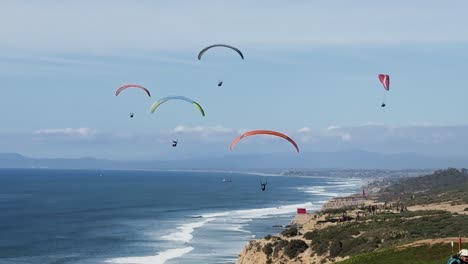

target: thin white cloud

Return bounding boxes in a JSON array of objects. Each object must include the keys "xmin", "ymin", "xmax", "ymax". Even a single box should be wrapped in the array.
[
  {"xmin": 1, "ymin": 1, "xmax": 467, "ymax": 54},
  {"xmin": 297, "ymin": 127, "xmax": 315, "ymax": 143},
  {"xmin": 327, "ymin": 130, "xmax": 352, "ymax": 142},
  {"xmin": 405, "ymin": 122, "xmax": 442, "ymax": 128},
  {"xmin": 173, "ymin": 125, "xmax": 234, "ymax": 136},
  {"xmin": 297, "ymin": 123, "xmax": 468, "ymax": 149},
  {"xmin": 0, "ymin": 51, "xmax": 201, "ymax": 72},
  {"xmin": 327, "ymin": 125, "xmax": 340, "ymax": 130},
  {"xmin": 358, "ymin": 122, "xmax": 385, "ymax": 127},
  {"xmin": 298, "ymin": 127, "xmax": 312, "ymax": 133},
  {"xmin": 33, "ymin": 127, "xmax": 96, "ymax": 138},
  {"xmin": 322, "ymin": 126, "xmax": 351, "ymax": 141},
  {"xmin": 3, "ymin": 123, "xmax": 468, "ymax": 159},
  {"xmin": 0, "ymin": 53, "xmax": 114, "ymax": 67}
]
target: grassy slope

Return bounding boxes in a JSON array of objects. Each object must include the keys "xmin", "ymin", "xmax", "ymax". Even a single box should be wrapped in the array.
[
  {"xmin": 305, "ymin": 168, "xmax": 468, "ymax": 262},
  {"xmin": 303, "ymin": 210, "xmax": 467, "ymax": 258},
  {"xmin": 336, "ymin": 243, "xmax": 458, "ymax": 264}
]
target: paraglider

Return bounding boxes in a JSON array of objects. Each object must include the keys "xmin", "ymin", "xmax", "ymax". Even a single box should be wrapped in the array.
[
  {"xmin": 150, "ymin": 96, "xmax": 205, "ymax": 117},
  {"xmin": 115, "ymin": 84, "xmax": 151, "ymax": 118},
  {"xmin": 229, "ymin": 130, "xmax": 300, "ymax": 153},
  {"xmin": 115, "ymin": 84, "xmax": 151, "ymax": 97},
  {"xmin": 260, "ymin": 179, "xmax": 267, "ymax": 191},
  {"xmin": 378, "ymin": 74, "xmax": 390, "ymax": 107},
  {"xmin": 198, "ymin": 44, "xmax": 243, "ymax": 87},
  {"xmin": 172, "ymin": 139, "xmax": 178, "ymax": 147},
  {"xmin": 197, "ymin": 44, "xmax": 244, "ymax": 60}
]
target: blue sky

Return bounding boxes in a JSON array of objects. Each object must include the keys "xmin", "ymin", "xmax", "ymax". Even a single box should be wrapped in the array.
[{"xmin": 1, "ymin": 1, "xmax": 468, "ymax": 159}]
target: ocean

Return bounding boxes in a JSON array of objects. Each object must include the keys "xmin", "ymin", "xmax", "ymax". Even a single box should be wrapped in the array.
[{"xmin": 0, "ymin": 169, "xmax": 363, "ymax": 264}]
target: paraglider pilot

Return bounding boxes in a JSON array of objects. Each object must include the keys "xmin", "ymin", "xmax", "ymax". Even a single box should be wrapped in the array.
[{"xmin": 260, "ymin": 180, "xmax": 267, "ymax": 191}]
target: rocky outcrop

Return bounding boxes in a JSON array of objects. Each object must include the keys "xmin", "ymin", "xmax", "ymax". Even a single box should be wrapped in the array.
[
  {"xmin": 236, "ymin": 196, "xmax": 370, "ymax": 264},
  {"xmin": 237, "ymin": 235, "xmax": 317, "ymax": 264},
  {"xmin": 236, "ymin": 213, "xmax": 347, "ymax": 264}
]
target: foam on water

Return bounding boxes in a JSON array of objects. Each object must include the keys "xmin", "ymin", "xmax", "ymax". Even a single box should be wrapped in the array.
[
  {"xmin": 222, "ymin": 223, "xmax": 252, "ymax": 233},
  {"xmin": 201, "ymin": 202, "xmax": 315, "ymax": 219},
  {"xmin": 103, "ymin": 176, "xmax": 362, "ymax": 264},
  {"xmin": 295, "ymin": 178, "xmax": 363, "ymax": 198},
  {"xmin": 147, "ymin": 202, "xmax": 317, "ymax": 263},
  {"xmin": 161, "ymin": 201, "xmax": 316, "ymax": 243},
  {"xmin": 1, "ymin": 169, "xmax": 366, "ymax": 264},
  {"xmin": 295, "ymin": 186, "xmax": 340, "ymax": 197},
  {"xmin": 161, "ymin": 218, "xmax": 214, "ymax": 243},
  {"xmin": 325, "ymin": 181, "xmax": 364, "ymax": 188}
]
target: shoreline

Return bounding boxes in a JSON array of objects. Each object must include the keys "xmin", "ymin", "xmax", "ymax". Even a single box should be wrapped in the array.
[
  {"xmin": 102, "ymin": 171, "xmax": 362, "ymax": 264},
  {"xmin": 236, "ymin": 168, "xmax": 468, "ymax": 264},
  {"xmin": 236, "ymin": 178, "xmax": 371, "ymax": 264}
]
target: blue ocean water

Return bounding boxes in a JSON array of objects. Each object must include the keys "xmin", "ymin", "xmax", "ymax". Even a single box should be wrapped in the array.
[{"xmin": 0, "ymin": 169, "xmax": 363, "ymax": 264}]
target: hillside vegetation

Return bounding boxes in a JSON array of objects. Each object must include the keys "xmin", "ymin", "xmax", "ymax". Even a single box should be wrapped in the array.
[
  {"xmin": 336, "ymin": 243, "xmax": 456, "ymax": 264},
  {"xmin": 237, "ymin": 168, "xmax": 468, "ymax": 264},
  {"xmin": 377, "ymin": 167, "xmax": 468, "ymax": 205}
]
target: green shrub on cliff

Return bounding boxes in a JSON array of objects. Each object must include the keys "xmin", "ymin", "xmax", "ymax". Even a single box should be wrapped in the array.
[
  {"xmin": 263, "ymin": 243, "xmax": 273, "ymax": 255},
  {"xmin": 284, "ymin": 239, "xmax": 308, "ymax": 259},
  {"xmin": 281, "ymin": 225, "xmax": 299, "ymax": 237}
]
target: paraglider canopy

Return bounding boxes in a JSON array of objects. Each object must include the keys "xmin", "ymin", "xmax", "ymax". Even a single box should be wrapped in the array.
[
  {"xmin": 229, "ymin": 130, "xmax": 300, "ymax": 153},
  {"xmin": 150, "ymin": 96, "xmax": 205, "ymax": 117},
  {"xmin": 198, "ymin": 44, "xmax": 244, "ymax": 60},
  {"xmin": 115, "ymin": 84, "xmax": 151, "ymax": 97},
  {"xmin": 378, "ymin": 74, "xmax": 390, "ymax": 91}
]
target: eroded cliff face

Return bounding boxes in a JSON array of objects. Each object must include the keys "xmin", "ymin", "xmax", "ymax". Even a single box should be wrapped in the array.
[
  {"xmin": 236, "ymin": 214, "xmax": 328, "ymax": 264},
  {"xmin": 236, "ymin": 235, "xmax": 340, "ymax": 264},
  {"xmin": 236, "ymin": 240, "xmax": 268, "ymax": 264},
  {"xmin": 236, "ymin": 206, "xmax": 357, "ymax": 264}
]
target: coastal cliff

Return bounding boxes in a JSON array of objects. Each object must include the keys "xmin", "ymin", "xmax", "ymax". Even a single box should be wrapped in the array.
[
  {"xmin": 236, "ymin": 197, "xmax": 365, "ymax": 264},
  {"xmin": 236, "ymin": 168, "xmax": 468, "ymax": 264}
]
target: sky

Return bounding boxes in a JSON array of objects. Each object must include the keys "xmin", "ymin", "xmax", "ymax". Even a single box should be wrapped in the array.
[{"xmin": 1, "ymin": 1, "xmax": 468, "ymax": 160}]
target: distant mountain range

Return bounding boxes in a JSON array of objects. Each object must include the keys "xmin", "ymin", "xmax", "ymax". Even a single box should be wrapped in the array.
[{"xmin": 0, "ymin": 151, "xmax": 466, "ymax": 170}]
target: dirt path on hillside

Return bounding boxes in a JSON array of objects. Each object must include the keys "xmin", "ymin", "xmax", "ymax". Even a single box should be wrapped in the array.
[
  {"xmin": 397, "ymin": 237, "xmax": 464, "ymax": 250},
  {"xmin": 407, "ymin": 202, "xmax": 468, "ymax": 214}
]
